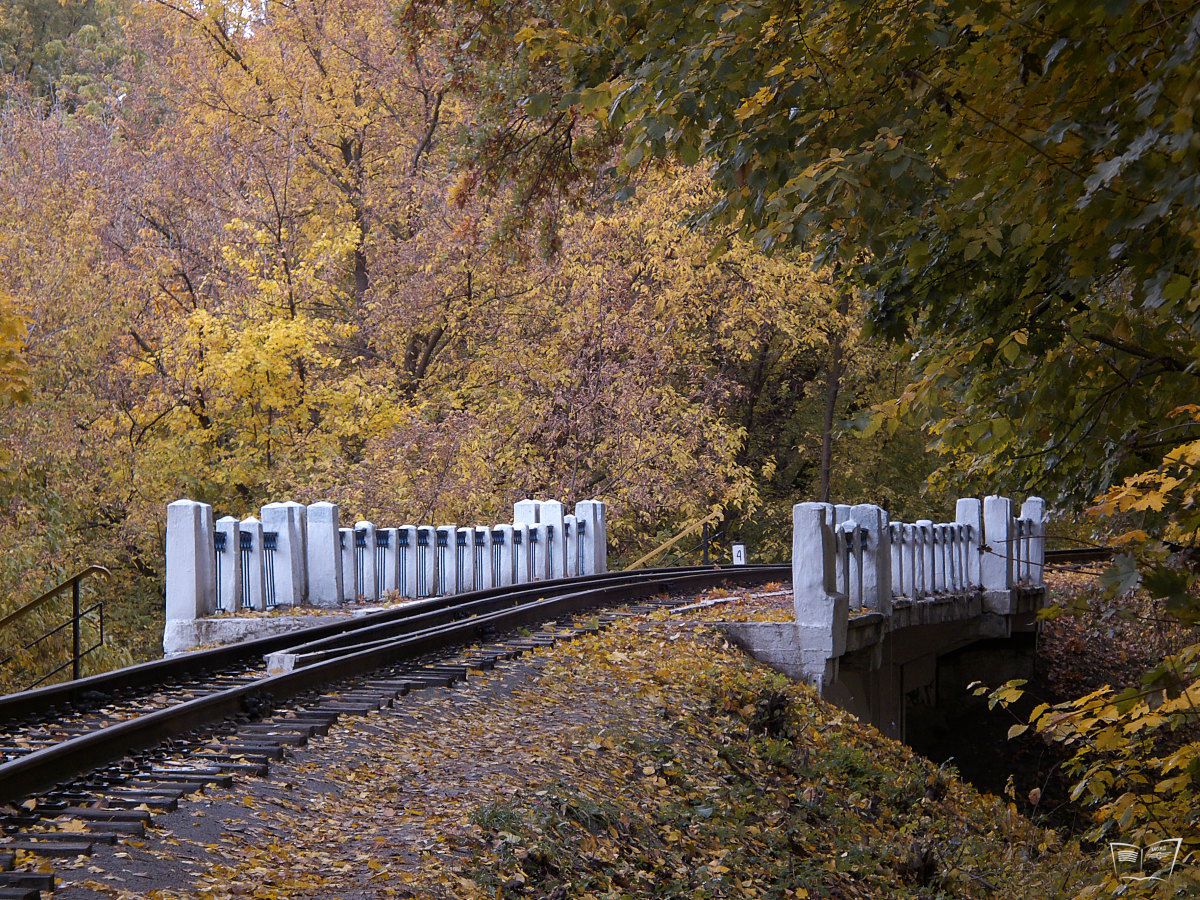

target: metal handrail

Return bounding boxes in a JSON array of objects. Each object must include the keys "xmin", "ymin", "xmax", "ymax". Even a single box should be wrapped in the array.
[
  {"xmin": 0, "ymin": 565, "xmax": 111, "ymax": 686},
  {"xmin": 626, "ymin": 511, "xmax": 724, "ymax": 570},
  {"xmin": 0, "ymin": 565, "xmax": 111, "ymax": 632}
]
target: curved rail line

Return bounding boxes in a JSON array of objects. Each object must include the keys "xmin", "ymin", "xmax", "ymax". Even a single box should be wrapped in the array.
[
  {"xmin": 0, "ymin": 564, "xmax": 787, "ymax": 806},
  {"xmin": 0, "ymin": 563, "xmax": 759, "ymax": 728}
]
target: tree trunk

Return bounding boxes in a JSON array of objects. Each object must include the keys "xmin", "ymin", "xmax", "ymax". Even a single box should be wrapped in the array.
[{"xmin": 820, "ymin": 293, "xmax": 851, "ymax": 502}]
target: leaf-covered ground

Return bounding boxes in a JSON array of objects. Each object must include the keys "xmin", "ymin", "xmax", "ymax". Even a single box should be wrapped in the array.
[{"xmin": 57, "ymin": 598, "xmax": 1098, "ymax": 898}]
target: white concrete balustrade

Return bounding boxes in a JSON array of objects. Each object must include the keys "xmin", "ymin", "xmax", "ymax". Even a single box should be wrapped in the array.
[
  {"xmin": 164, "ymin": 498, "xmax": 609, "ymax": 631},
  {"xmin": 791, "ymin": 494, "xmax": 1045, "ymax": 688}
]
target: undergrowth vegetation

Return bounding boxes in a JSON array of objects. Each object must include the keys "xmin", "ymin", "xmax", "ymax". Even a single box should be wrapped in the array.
[{"xmin": 448, "ymin": 618, "xmax": 1096, "ymax": 898}]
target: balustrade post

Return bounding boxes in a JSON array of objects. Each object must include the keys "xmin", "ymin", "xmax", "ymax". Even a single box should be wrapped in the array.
[
  {"xmin": 166, "ymin": 500, "xmax": 210, "ymax": 623},
  {"xmin": 512, "ymin": 524, "xmax": 531, "ymax": 585},
  {"xmin": 513, "ymin": 499, "xmax": 540, "ymax": 526},
  {"xmin": 1020, "ymin": 497, "xmax": 1047, "ymax": 586},
  {"xmin": 792, "ymin": 502, "xmax": 847, "ymax": 688},
  {"xmin": 305, "ymin": 502, "xmax": 342, "ymax": 607},
  {"xmin": 261, "ymin": 503, "xmax": 303, "ymax": 607},
  {"xmin": 955, "ymin": 497, "xmax": 984, "ymax": 589},
  {"xmin": 339, "ymin": 527, "xmax": 358, "ymax": 602},
  {"xmin": 889, "ymin": 523, "xmax": 904, "ymax": 597},
  {"xmin": 563, "ymin": 515, "xmax": 579, "ymax": 577},
  {"xmin": 355, "ymin": 521, "xmax": 378, "ymax": 602},
  {"xmin": 493, "ymin": 524, "xmax": 515, "ymax": 588},
  {"xmin": 529, "ymin": 524, "xmax": 549, "ymax": 581},
  {"xmin": 575, "ymin": 500, "xmax": 608, "ymax": 575},
  {"xmin": 282, "ymin": 500, "xmax": 309, "ymax": 602},
  {"xmin": 850, "ymin": 504, "xmax": 892, "ymax": 614},
  {"xmin": 982, "ymin": 495, "xmax": 1014, "ymax": 613},
  {"xmin": 474, "ymin": 526, "xmax": 495, "ymax": 588},
  {"xmin": 215, "ymin": 516, "xmax": 242, "ymax": 613},
  {"xmin": 539, "ymin": 500, "xmax": 567, "ymax": 578},
  {"xmin": 239, "ymin": 516, "xmax": 267, "ymax": 610},
  {"xmin": 397, "ymin": 526, "xmax": 417, "ymax": 598},
  {"xmin": 454, "ymin": 527, "xmax": 473, "ymax": 591},
  {"xmin": 197, "ymin": 502, "xmax": 215, "ymax": 615},
  {"xmin": 376, "ymin": 528, "xmax": 396, "ymax": 597},
  {"xmin": 436, "ymin": 525, "xmax": 458, "ymax": 595}
]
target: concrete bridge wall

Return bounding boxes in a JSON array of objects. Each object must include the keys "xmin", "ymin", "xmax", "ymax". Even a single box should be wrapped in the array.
[{"xmin": 722, "ymin": 493, "xmax": 1047, "ymax": 741}]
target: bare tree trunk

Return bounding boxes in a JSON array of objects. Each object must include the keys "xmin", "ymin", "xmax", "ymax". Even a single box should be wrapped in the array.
[{"xmin": 820, "ymin": 292, "xmax": 851, "ymax": 502}]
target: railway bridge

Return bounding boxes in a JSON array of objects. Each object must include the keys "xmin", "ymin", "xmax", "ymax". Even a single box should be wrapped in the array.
[
  {"xmin": 722, "ymin": 495, "xmax": 1048, "ymax": 741},
  {"xmin": 0, "ymin": 492, "xmax": 1056, "ymax": 894}
]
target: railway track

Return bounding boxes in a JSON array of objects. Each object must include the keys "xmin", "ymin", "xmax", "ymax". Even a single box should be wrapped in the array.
[
  {"xmin": 0, "ymin": 564, "xmax": 786, "ymax": 897},
  {"xmin": 1043, "ymin": 546, "xmax": 1114, "ymax": 569},
  {"xmin": 0, "ymin": 565, "xmax": 768, "ymax": 755}
]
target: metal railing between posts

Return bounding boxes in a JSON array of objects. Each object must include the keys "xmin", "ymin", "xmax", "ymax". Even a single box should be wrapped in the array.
[
  {"xmin": 626, "ymin": 511, "xmax": 725, "ymax": 570},
  {"xmin": 0, "ymin": 565, "xmax": 111, "ymax": 689}
]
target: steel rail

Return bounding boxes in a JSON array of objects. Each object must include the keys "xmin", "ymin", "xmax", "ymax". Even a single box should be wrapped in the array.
[
  {"xmin": 0, "ymin": 565, "xmax": 783, "ymax": 802},
  {"xmin": 1044, "ymin": 547, "xmax": 1113, "ymax": 565},
  {"xmin": 0, "ymin": 563, "xmax": 786, "ymax": 723},
  {"xmin": 270, "ymin": 566, "xmax": 779, "ymax": 662}
]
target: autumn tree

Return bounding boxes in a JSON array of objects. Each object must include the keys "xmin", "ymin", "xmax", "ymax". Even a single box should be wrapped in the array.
[{"xmin": 519, "ymin": 0, "xmax": 1200, "ymax": 862}]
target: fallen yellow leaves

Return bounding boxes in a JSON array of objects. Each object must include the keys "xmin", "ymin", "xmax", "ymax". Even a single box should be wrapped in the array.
[{"xmin": 57, "ymin": 604, "xmax": 1103, "ymax": 897}]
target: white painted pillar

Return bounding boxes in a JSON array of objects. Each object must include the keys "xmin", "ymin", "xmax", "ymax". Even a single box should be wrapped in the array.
[
  {"xmin": 513, "ymin": 499, "xmax": 540, "ymax": 526},
  {"xmin": 791, "ymin": 502, "xmax": 847, "ymax": 688},
  {"xmin": 530, "ymin": 524, "xmax": 550, "ymax": 581},
  {"xmin": 436, "ymin": 525, "xmax": 457, "ymax": 595},
  {"xmin": 282, "ymin": 500, "xmax": 308, "ymax": 601},
  {"xmin": 539, "ymin": 500, "xmax": 567, "ymax": 578},
  {"xmin": 888, "ymin": 523, "xmax": 904, "ymax": 598},
  {"xmin": 563, "ymin": 515, "xmax": 579, "ymax": 577},
  {"xmin": 166, "ymin": 500, "xmax": 213, "ymax": 621},
  {"xmin": 831, "ymin": 504, "xmax": 853, "ymax": 596},
  {"xmin": 1021, "ymin": 497, "xmax": 1046, "ymax": 586},
  {"xmin": 849, "ymin": 504, "xmax": 891, "ymax": 614},
  {"xmin": 375, "ymin": 528, "xmax": 396, "ymax": 596},
  {"xmin": 593, "ymin": 500, "xmax": 609, "ymax": 574},
  {"xmin": 339, "ymin": 527, "xmax": 358, "ymax": 602},
  {"xmin": 239, "ymin": 516, "xmax": 267, "ymax": 610},
  {"xmin": 456, "ymin": 527, "xmax": 475, "ymax": 591},
  {"xmin": 955, "ymin": 497, "xmax": 984, "ymax": 589},
  {"xmin": 416, "ymin": 526, "xmax": 436, "ymax": 598},
  {"xmin": 901, "ymin": 524, "xmax": 916, "ymax": 598},
  {"xmin": 396, "ymin": 525, "xmax": 416, "ymax": 598},
  {"xmin": 493, "ymin": 524, "xmax": 515, "ymax": 587},
  {"xmin": 475, "ymin": 526, "xmax": 495, "ymax": 588},
  {"xmin": 305, "ymin": 502, "xmax": 342, "ymax": 608},
  {"xmin": 214, "ymin": 515, "xmax": 241, "ymax": 614},
  {"xmin": 574, "ymin": 517, "xmax": 591, "ymax": 575},
  {"xmin": 945, "ymin": 525, "xmax": 955, "ymax": 595},
  {"xmin": 512, "ymin": 524, "xmax": 531, "ymax": 584},
  {"xmin": 197, "ymin": 502, "xmax": 215, "ymax": 613},
  {"xmin": 261, "ymin": 503, "xmax": 302, "ymax": 607},
  {"xmin": 982, "ymin": 495, "xmax": 1014, "ymax": 613},
  {"xmin": 575, "ymin": 500, "xmax": 607, "ymax": 575},
  {"xmin": 792, "ymin": 502, "xmax": 835, "ymax": 598},
  {"xmin": 489, "ymin": 527, "xmax": 507, "ymax": 588},
  {"xmin": 355, "ymin": 521, "xmax": 378, "ymax": 602},
  {"xmin": 914, "ymin": 520, "xmax": 934, "ymax": 598},
  {"xmin": 930, "ymin": 525, "xmax": 945, "ymax": 593}
]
